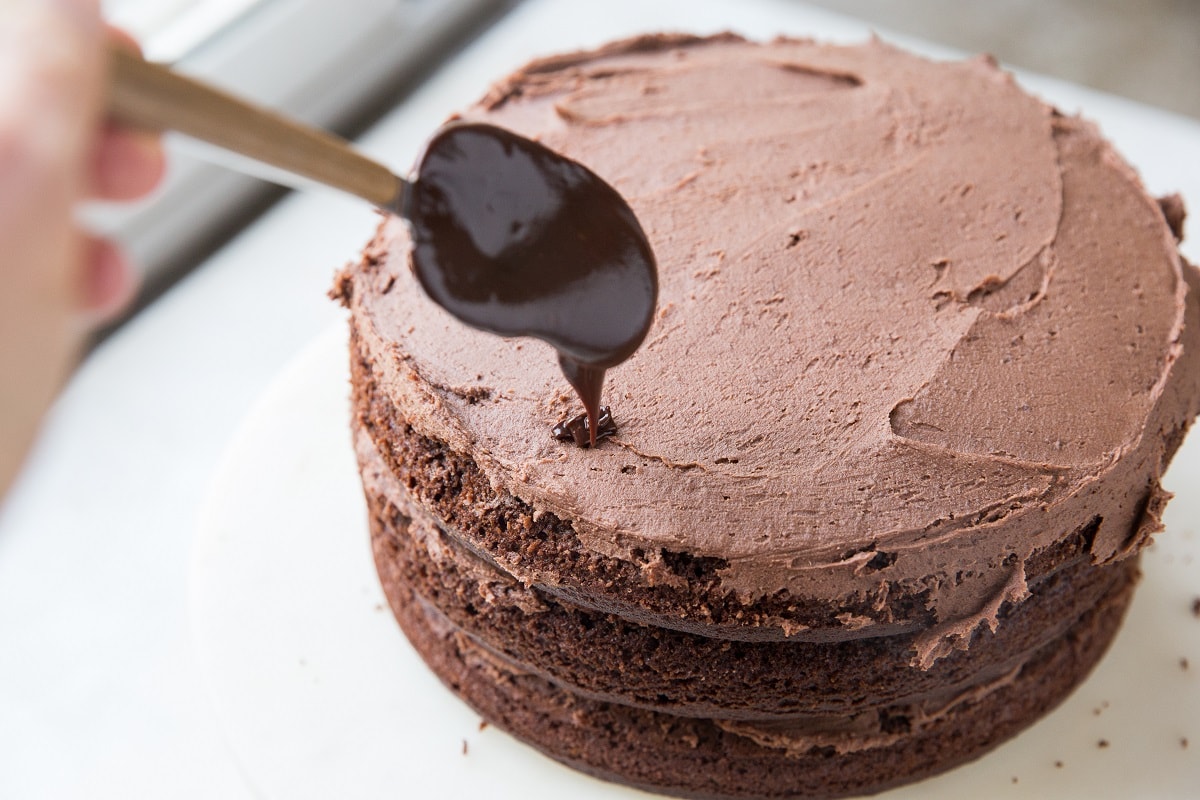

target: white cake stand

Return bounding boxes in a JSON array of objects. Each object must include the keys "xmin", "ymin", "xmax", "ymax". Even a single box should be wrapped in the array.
[{"xmin": 191, "ymin": 324, "xmax": 1200, "ymax": 799}]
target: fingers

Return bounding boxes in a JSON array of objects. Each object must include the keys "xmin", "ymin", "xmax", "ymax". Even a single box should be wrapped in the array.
[
  {"xmin": 85, "ymin": 24, "xmax": 160, "ymax": 323},
  {"xmin": 89, "ymin": 26, "xmax": 165, "ymax": 201},
  {"xmin": 78, "ymin": 235, "xmax": 139, "ymax": 322},
  {"xmin": 0, "ymin": 2, "xmax": 132, "ymax": 495},
  {"xmin": 77, "ymin": 25, "xmax": 160, "ymax": 330},
  {"xmin": 91, "ymin": 123, "xmax": 166, "ymax": 200}
]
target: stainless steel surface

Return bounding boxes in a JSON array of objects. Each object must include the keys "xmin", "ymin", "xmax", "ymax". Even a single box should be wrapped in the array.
[
  {"xmin": 806, "ymin": 0, "xmax": 1200, "ymax": 120},
  {"xmin": 89, "ymin": 0, "xmax": 513, "ymax": 289}
]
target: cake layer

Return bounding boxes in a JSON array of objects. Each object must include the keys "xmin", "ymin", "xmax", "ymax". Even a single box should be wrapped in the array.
[
  {"xmin": 336, "ymin": 34, "xmax": 1200, "ymax": 644},
  {"xmin": 383, "ymin": 553, "xmax": 1135, "ymax": 800},
  {"xmin": 352, "ymin": 333, "xmax": 1131, "ymax": 651},
  {"xmin": 358, "ymin": 419, "xmax": 1134, "ymax": 719},
  {"xmin": 336, "ymin": 33, "xmax": 1200, "ymax": 798}
]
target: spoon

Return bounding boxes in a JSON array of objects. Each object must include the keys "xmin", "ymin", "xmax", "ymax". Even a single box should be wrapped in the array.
[{"xmin": 107, "ymin": 45, "xmax": 657, "ymax": 446}]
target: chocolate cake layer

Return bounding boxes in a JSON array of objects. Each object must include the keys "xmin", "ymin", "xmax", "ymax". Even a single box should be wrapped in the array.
[
  {"xmin": 350, "ymin": 328, "xmax": 1148, "ymax": 653},
  {"xmin": 359, "ymin": 419, "xmax": 1132, "ymax": 719},
  {"xmin": 386, "ymin": 553, "xmax": 1135, "ymax": 800},
  {"xmin": 335, "ymin": 32, "xmax": 1200, "ymax": 798},
  {"xmin": 336, "ymin": 34, "xmax": 1200, "ymax": 648}
]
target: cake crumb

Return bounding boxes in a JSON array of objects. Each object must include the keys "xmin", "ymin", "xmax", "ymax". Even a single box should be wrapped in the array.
[
  {"xmin": 1157, "ymin": 193, "xmax": 1186, "ymax": 241},
  {"xmin": 1098, "ymin": 739, "xmax": 1110, "ymax": 749},
  {"xmin": 462, "ymin": 739, "xmax": 468, "ymax": 756},
  {"xmin": 328, "ymin": 267, "xmax": 354, "ymax": 306},
  {"xmin": 1181, "ymin": 737, "xmax": 1189, "ymax": 749},
  {"xmin": 1011, "ymin": 776, "xmax": 1018, "ymax": 784},
  {"xmin": 1054, "ymin": 760, "xmax": 1064, "ymax": 769},
  {"xmin": 1182, "ymin": 657, "xmax": 1190, "ymax": 671},
  {"xmin": 1192, "ymin": 597, "xmax": 1200, "ymax": 618},
  {"xmin": 478, "ymin": 720, "xmax": 489, "ymax": 732}
]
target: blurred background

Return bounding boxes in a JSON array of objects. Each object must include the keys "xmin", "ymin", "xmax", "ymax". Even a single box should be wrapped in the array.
[
  {"xmin": 97, "ymin": 0, "xmax": 1200, "ymax": 312},
  {"xmin": 805, "ymin": 0, "xmax": 1200, "ymax": 120}
]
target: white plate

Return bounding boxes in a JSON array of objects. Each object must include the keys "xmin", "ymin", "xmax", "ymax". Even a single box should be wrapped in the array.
[{"xmin": 192, "ymin": 324, "xmax": 1200, "ymax": 800}]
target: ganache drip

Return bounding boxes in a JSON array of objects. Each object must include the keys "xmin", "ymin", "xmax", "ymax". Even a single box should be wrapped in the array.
[{"xmin": 553, "ymin": 406, "xmax": 617, "ymax": 448}]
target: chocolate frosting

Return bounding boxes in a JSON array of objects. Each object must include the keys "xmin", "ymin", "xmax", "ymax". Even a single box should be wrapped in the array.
[{"xmin": 346, "ymin": 35, "xmax": 1200, "ymax": 641}]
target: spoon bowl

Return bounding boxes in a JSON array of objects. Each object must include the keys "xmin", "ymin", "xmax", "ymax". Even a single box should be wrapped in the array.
[{"xmin": 407, "ymin": 122, "xmax": 658, "ymax": 370}]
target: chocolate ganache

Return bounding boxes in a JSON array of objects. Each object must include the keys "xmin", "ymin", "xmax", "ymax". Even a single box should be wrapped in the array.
[{"xmin": 406, "ymin": 122, "xmax": 658, "ymax": 446}]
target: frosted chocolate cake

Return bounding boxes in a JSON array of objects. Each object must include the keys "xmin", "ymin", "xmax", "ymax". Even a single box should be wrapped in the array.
[{"xmin": 333, "ymin": 33, "xmax": 1200, "ymax": 798}]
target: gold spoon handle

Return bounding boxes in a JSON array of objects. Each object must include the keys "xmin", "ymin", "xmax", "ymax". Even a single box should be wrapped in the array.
[{"xmin": 106, "ymin": 44, "xmax": 409, "ymax": 214}]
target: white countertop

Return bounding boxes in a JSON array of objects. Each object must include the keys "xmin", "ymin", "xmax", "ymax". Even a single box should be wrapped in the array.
[{"xmin": 2, "ymin": 1, "xmax": 1198, "ymax": 797}]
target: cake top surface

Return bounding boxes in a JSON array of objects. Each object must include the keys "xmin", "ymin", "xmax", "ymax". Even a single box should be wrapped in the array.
[{"xmin": 352, "ymin": 34, "xmax": 1197, "ymax": 624}]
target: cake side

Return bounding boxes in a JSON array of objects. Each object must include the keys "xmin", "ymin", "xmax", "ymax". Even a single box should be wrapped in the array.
[
  {"xmin": 381, "ymin": 539, "xmax": 1137, "ymax": 800},
  {"xmin": 356, "ymin": 417, "xmax": 1134, "ymax": 719}
]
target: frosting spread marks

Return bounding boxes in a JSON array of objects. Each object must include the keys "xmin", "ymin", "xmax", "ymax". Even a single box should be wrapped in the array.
[{"xmin": 350, "ymin": 35, "xmax": 1199, "ymax": 637}]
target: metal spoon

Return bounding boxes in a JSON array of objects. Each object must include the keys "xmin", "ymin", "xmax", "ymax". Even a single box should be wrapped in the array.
[
  {"xmin": 107, "ymin": 44, "xmax": 658, "ymax": 444},
  {"xmin": 106, "ymin": 43, "xmax": 410, "ymax": 214}
]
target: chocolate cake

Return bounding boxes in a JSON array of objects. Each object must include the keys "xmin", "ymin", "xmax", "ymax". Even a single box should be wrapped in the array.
[{"xmin": 334, "ymin": 34, "xmax": 1200, "ymax": 798}]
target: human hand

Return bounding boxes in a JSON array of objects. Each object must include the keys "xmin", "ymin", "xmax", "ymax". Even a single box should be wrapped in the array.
[{"xmin": 0, "ymin": 0, "xmax": 165, "ymax": 496}]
